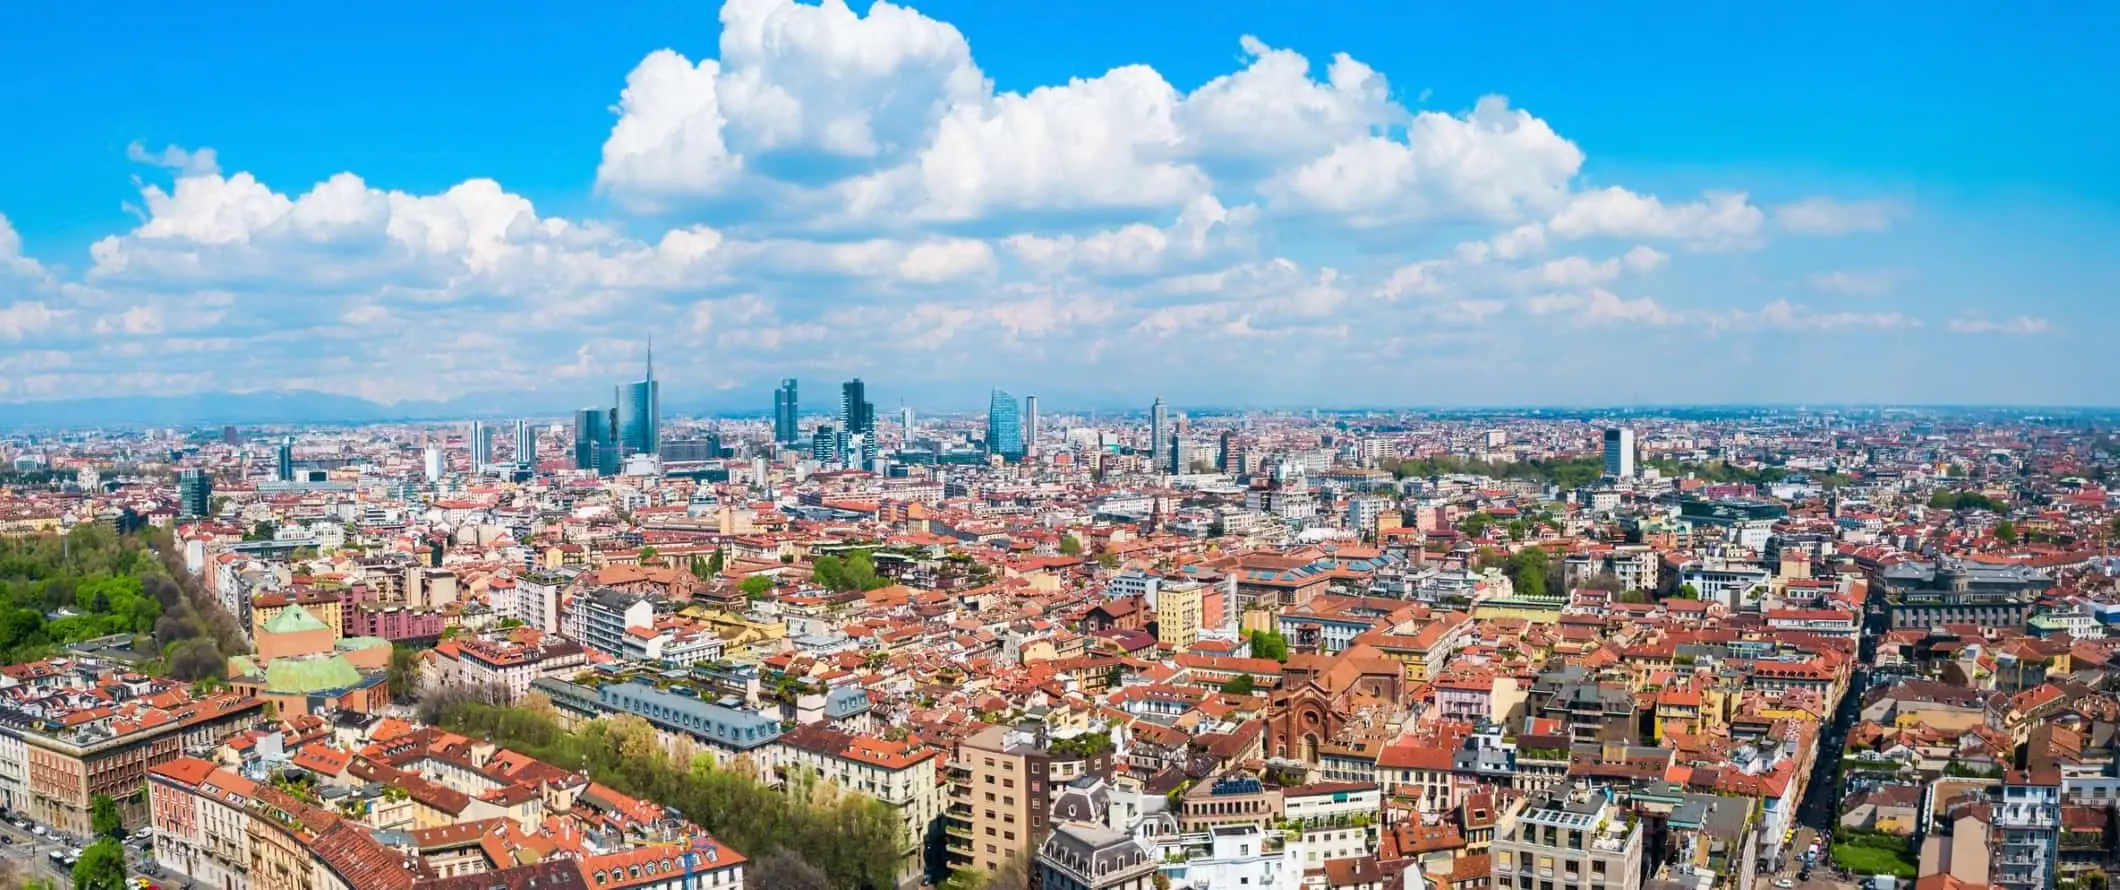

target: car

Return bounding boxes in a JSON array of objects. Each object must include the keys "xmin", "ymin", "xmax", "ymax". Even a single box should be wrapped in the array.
[
  {"xmin": 29, "ymin": 825, "xmax": 45, "ymax": 837},
  {"xmin": 1775, "ymin": 880, "xmax": 1795, "ymax": 889}
]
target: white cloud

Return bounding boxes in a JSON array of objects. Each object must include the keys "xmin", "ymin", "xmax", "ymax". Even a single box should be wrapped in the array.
[
  {"xmin": 1805, "ymin": 269, "xmax": 1904, "ymax": 295},
  {"xmin": 1176, "ymin": 36, "xmax": 1399, "ymax": 169},
  {"xmin": 0, "ymin": 301, "xmax": 64, "ymax": 340},
  {"xmin": 1774, "ymin": 197, "xmax": 1904, "ymax": 235},
  {"xmin": 1262, "ymin": 96, "xmax": 1583, "ymax": 226},
  {"xmin": 126, "ymin": 141, "xmax": 221, "ymax": 177},
  {"xmin": 1549, "ymin": 187, "xmax": 1764, "ymax": 251},
  {"xmin": 1712, "ymin": 299, "xmax": 1919, "ymax": 331},
  {"xmin": 1002, "ymin": 194, "xmax": 1255, "ymax": 277},
  {"xmin": 1947, "ymin": 316, "xmax": 2049, "ymax": 335},
  {"xmin": 597, "ymin": 51, "xmax": 742, "ymax": 206}
]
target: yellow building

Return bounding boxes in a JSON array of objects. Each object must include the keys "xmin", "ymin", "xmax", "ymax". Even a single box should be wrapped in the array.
[{"xmin": 1157, "ymin": 582, "xmax": 1203, "ymax": 651}]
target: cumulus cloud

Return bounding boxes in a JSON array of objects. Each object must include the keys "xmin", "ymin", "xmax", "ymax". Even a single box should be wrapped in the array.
[
  {"xmin": 1549, "ymin": 187, "xmax": 1764, "ymax": 251},
  {"xmin": 1774, "ymin": 197, "xmax": 1904, "ymax": 235},
  {"xmin": 0, "ymin": 0, "xmax": 2013, "ymax": 405},
  {"xmin": 1261, "ymin": 96, "xmax": 1583, "ymax": 226}
]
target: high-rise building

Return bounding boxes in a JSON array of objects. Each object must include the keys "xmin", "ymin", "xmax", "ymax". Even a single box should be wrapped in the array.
[
  {"xmin": 221, "ymin": 425, "xmax": 240, "ymax": 446},
  {"xmin": 1023, "ymin": 394, "xmax": 1039, "ymax": 459},
  {"xmin": 900, "ymin": 405, "xmax": 915, "ymax": 442},
  {"xmin": 514, "ymin": 419, "xmax": 535, "ymax": 466},
  {"xmin": 841, "ymin": 378, "xmax": 876, "ymax": 464},
  {"xmin": 773, "ymin": 378, "xmax": 800, "ymax": 445},
  {"xmin": 1602, "ymin": 427, "xmax": 1637, "ymax": 479},
  {"xmin": 811, "ymin": 424, "xmax": 840, "ymax": 464},
  {"xmin": 177, "ymin": 469, "xmax": 212, "ymax": 518},
  {"xmin": 1150, "ymin": 396, "xmax": 1168, "ymax": 472},
  {"xmin": 574, "ymin": 408, "xmax": 619, "ymax": 476},
  {"xmin": 470, "ymin": 421, "xmax": 494, "ymax": 466},
  {"xmin": 987, "ymin": 389, "xmax": 1023, "ymax": 460},
  {"xmin": 616, "ymin": 344, "xmax": 660, "ymax": 459},
  {"xmin": 274, "ymin": 437, "xmax": 294, "ymax": 482}
]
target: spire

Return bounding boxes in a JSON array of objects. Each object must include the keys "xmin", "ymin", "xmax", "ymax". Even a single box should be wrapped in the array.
[{"xmin": 645, "ymin": 336, "xmax": 654, "ymax": 383}]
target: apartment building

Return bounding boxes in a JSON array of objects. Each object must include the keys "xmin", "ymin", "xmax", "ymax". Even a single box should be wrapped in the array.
[
  {"xmin": 1492, "ymin": 787, "xmax": 1644, "ymax": 890},
  {"xmin": 773, "ymin": 723, "xmax": 941, "ymax": 888},
  {"xmin": 943, "ymin": 724, "xmax": 1115, "ymax": 878},
  {"xmin": 1034, "ymin": 821, "xmax": 1158, "ymax": 890}
]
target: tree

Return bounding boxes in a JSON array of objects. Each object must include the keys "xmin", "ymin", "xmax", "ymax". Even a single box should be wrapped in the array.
[
  {"xmin": 1245, "ymin": 629, "xmax": 1289, "ymax": 662},
  {"xmin": 72, "ymin": 840, "xmax": 126, "ymax": 890},
  {"xmin": 745, "ymin": 851, "xmax": 831, "ymax": 890},
  {"xmin": 388, "ymin": 645, "xmax": 425, "ymax": 703},
  {"xmin": 1671, "ymin": 583, "xmax": 1701, "ymax": 600},
  {"xmin": 1994, "ymin": 520, "xmax": 2019, "ymax": 546},
  {"xmin": 90, "ymin": 793, "xmax": 122, "ymax": 841},
  {"xmin": 1095, "ymin": 551, "xmax": 1119, "ymax": 570},
  {"xmin": 1221, "ymin": 674, "xmax": 1256, "ymax": 695},
  {"xmin": 638, "ymin": 546, "xmax": 661, "ymax": 566},
  {"xmin": 739, "ymin": 575, "xmax": 774, "ymax": 601},
  {"xmin": 244, "ymin": 521, "xmax": 278, "ymax": 542},
  {"xmin": 1059, "ymin": 535, "xmax": 1084, "ymax": 557}
]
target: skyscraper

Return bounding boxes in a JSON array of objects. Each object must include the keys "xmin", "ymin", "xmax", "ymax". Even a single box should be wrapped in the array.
[
  {"xmin": 988, "ymin": 389, "xmax": 1023, "ymax": 460},
  {"xmin": 1150, "ymin": 396, "xmax": 1168, "ymax": 472},
  {"xmin": 616, "ymin": 341, "xmax": 659, "ymax": 459},
  {"xmin": 773, "ymin": 378, "xmax": 799, "ymax": 445},
  {"xmin": 515, "ymin": 419, "xmax": 535, "ymax": 466},
  {"xmin": 900, "ymin": 405, "xmax": 915, "ymax": 443},
  {"xmin": 470, "ymin": 421, "xmax": 493, "ymax": 466},
  {"xmin": 575, "ymin": 408, "xmax": 619, "ymax": 476},
  {"xmin": 274, "ymin": 437, "xmax": 294, "ymax": 482},
  {"xmin": 423, "ymin": 446, "xmax": 443, "ymax": 482},
  {"xmin": 1023, "ymin": 394, "xmax": 1039, "ymax": 459},
  {"xmin": 841, "ymin": 378, "xmax": 875, "ymax": 464},
  {"xmin": 177, "ymin": 468, "xmax": 212, "ymax": 518},
  {"xmin": 811, "ymin": 424, "xmax": 840, "ymax": 464},
  {"xmin": 1603, "ymin": 427, "xmax": 1637, "ymax": 479}
]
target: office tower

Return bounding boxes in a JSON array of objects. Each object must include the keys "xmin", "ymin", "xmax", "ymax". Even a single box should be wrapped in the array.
[
  {"xmin": 811, "ymin": 424, "xmax": 840, "ymax": 464},
  {"xmin": 423, "ymin": 446, "xmax": 443, "ymax": 482},
  {"xmin": 1150, "ymin": 396, "xmax": 1168, "ymax": 471},
  {"xmin": 1219, "ymin": 430, "xmax": 1241, "ymax": 474},
  {"xmin": 274, "ymin": 437, "xmax": 294, "ymax": 482},
  {"xmin": 574, "ymin": 408, "xmax": 619, "ymax": 476},
  {"xmin": 1023, "ymin": 394, "xmax": 1039, "ymax": 459},
  {"xmin": 616, "ymin": 341, "xmax": 660, "ymax": 459},
  {"xmin": 221, "ymin": 426, "xmax": 240, "ymax": 446},
  {"xmin": 177, "ymin": 469, "xmax": 212, "ymax": 518},
  {"xmin": 1602, "ymin": 427, "xmax": 1637, "ymax": 479},
  {"xmin": 987, "ymin": 389, "xmax": 1023, "ymax": 460},
  {"xmin": 900, "ymin": 405, "xmax": 914, "ymax": 442},
  {"xmin": 773, "ymin": 378, "xmax": 799, "ymax": 445},
  {"xmin": 470, "ymin": 421, "xmax": 494, "ymax": 466},
  {"xmin": 841, "ymin": 378, "xmax": 876, "ymax": 464},
  {"xmin": 514, "ymin": 419, "xmax": 535, "ymax": 466}
]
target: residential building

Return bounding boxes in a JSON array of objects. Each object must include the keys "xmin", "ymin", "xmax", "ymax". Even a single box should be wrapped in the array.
[
  {"xmin": 1158, "ymin": 581, "xmax": 1205, "ymax": 651},
  {"xmin": 569, "ymin": 588, "xmax": 655, "ymax": 658},
  {"xmin": 773, "ymin": 723, "xmax": 941, "ymax": 887},
  {"xmin": 1991, "ymin": 769, "xmax": 2060, "ymax": 890},
  {"xmin": 1492, "ymin": 787, "xmax": 1644, "ymax": 890},
  {"xmin": 1602, "ymin": 428, "xmax": 1635, "ymax": 480},
  {"xmin": 1035, "ymin": 821, "xmax": 1158, "ymax": 890}
]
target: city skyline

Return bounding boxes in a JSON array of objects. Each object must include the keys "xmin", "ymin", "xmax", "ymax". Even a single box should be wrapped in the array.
[{"xmin": 0, "ymin": 1, "xmax": 2113, "ymax": 411}]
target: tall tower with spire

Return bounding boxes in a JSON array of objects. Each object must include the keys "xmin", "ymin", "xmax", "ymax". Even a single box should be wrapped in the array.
[{"xmin": 616, "ymin": 338, "xmax": 660, "ymax": 459}]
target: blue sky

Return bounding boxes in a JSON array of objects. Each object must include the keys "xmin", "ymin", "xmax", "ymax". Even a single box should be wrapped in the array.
[{"xmin": 0, "ymin": 0, "xmax": 2113, "ymax": 411}]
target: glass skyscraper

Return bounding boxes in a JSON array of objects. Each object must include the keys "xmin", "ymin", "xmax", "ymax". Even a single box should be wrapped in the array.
[
  {"xmin": 987, "ymin": 388, "xmax": 1023, "ymax": 460},
  {"xmin": 574, "ymin": 408, "xmax": 619, "ymax": 476},
  {"xmin": 515, "ymin": 419, "xmax": 535, "ymax": 466},
  {"xmin": 773, "ymin": 378, "xmax": 799, "ymax": 445},
  {"xmin": 616, "ymin": 345, "xmax": 659, "ymax": 459},
  {"xmin": 842, "ymin": 378, "xmax": 875, "ymax": 465},
  {"xmin": 178, "ymin": 468, "xmax": 212, "ymax": 518},
  {"xmin": 275, "ymin": 437, "xmax": 294, "ymax": 482}
]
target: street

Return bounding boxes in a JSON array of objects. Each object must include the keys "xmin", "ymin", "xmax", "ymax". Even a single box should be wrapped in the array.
[{"xmin": 0, "ymin": 815, "xmax": 168, "ymax": 889}]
